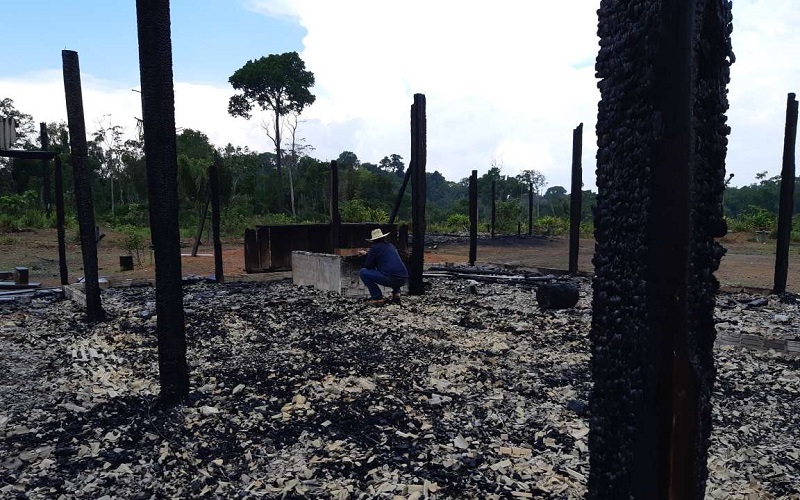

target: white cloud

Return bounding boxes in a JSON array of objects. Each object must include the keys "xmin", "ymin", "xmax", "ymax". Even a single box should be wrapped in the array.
[
  {"xmin": 244, "ymin": 0, "xmax": 299, "ymax": 20},
  {"xmin": 2, "ymin": 1, "xmax": 798, "ymax": 190}
]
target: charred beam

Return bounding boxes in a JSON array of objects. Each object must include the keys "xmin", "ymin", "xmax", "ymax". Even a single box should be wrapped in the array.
[
  {"xmin": 409, "ymin": 94, "xmax": 427, "ymax": 295},
  {"xmin": 210, "ymin": 155, "xmax": 224, "ymax": 284},
  {"xmin": 135, "ymin": 0, "xmax": 189, "ymax": 404},
  {"xmin": 330, "ymin": 160, "xmax": 340, "ymax": 250},
  {"xmin": 54, "ymin": 156, "xmax": 69, "ymax": 286},
  {"xmin": 773, "ymin": 93, "xmax": 798, "ymax": 294},
  {"xmin": 469, "ymin": 170, "xmax": 478, "ymax": 266},
  {"xmin": 62, "ymin": 50, "xmax": 104, "ymax": 322},
  {"xmin": 569, "ymin": 123, "xmax": 583, "ymax": 274}
]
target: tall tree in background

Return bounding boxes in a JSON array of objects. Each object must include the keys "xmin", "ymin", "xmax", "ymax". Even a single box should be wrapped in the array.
[
  {"xmin": 228, "ymin": 52, "xmax": 315, "ymax": 214},
  {"xmin": 517, "ymin": 169, "xmax": 547, "ymax": 218},
  {"xmin": 92, "ymin": 117, "xmax": 126, "ymax": 216}
]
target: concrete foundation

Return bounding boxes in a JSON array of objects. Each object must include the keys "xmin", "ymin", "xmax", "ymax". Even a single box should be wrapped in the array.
[{"xmin": 292, "ymin": 251, "xmax": 407, "ymax": 298}]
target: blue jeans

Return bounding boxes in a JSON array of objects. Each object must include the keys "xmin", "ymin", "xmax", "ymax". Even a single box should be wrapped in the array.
[{"xmin": 359, "ymin": 268, "xmax": 406, "ymax": 299}]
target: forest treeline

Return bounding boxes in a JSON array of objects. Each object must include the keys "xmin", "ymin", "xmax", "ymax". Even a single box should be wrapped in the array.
[{"xmin": 0, "ymin": 97, "xmax": 797, "ymax": 241}]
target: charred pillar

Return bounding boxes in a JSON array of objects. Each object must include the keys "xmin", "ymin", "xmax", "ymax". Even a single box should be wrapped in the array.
[
  {"xmin": 330, "ymin": 160, "xmax": 340, "ymax": 249},
  {"xmin": 54, "ymin": 156, "xmax": 68, "ymax": 286},
  {"xmin": 528, "ymin": 182, "xmax": 533, "ymax": 235},
  {"xmin": 390, "ymin": 164, "xmax": 412, "ymax": 224},
  {"xmin": 191, "ymin": 193, "xmax": 210, "ymax": 257},
  {"xmin": 589, "ymin": 0, "xmax": 732, "ymax": 498},
  {"xmin": 62, "ymin": 50, "xmax": 104, "ymax": 321},
  {"xmin": 469, "ymin": 170, "xmax": 478, "ymax": 266},
  {"xmin": 491, "ymin": 180, "xmax": 496, "ymax": 238},
  {"xmin": 409, "ymin": 94, "xmax": 426, "ymax": 295},
  {"xmin": 773, "ymin": 93, "xmax": 798, "ymax": 294},
  {"xmin": 569, "ymin": 123, "xmax": 583, "ymax": 274},
  {"xmin": 40, "ymin": 123, "xmax": 52, "ymax": 216},
  {"xmin": 135, "ymin": 0, "xmax": 189, "ymax": 404},
  {"xmin": 209, "ymin": 155, "xmax": 224, "ymax": 284}
]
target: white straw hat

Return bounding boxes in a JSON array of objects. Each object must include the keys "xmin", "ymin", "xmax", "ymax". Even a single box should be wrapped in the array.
[{"xmin": 367, "ymin": 229, "xmax": 390, "ymax": 241}]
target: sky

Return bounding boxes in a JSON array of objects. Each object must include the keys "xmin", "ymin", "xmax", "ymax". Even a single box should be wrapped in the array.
[{"xmin": 1, "ymin": 0, "xmax": 798, "ymax": 190}]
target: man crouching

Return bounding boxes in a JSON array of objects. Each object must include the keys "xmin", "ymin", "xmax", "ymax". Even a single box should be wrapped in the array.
[{"xmin": 358, "ymin": 229, "xmax": 408, "ymax": 306}]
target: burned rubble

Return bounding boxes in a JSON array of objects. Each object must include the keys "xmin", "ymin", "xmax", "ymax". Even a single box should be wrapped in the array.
[{"xmin": 0, "ymin": 279, "xmax": 798, "ymax": 498}]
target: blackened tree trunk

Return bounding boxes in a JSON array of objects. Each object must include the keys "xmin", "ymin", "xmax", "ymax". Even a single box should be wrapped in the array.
[
  {"xmin": 774, "ymin": 93, "xmax": 798, "ymax": 294},
  {"xmin": 61, "ymin": 50, "xmax": 104, "ymax": 322},
  {"xmin": 330, "ymin": 160, "xmax": 340, "ymax": 250},
  {"xmin": 135, "ymin": 0, "xmax": 189, "ymax": 405},
  {"xmin": 589, "ymin": 0, "xmax": 733, "ymax": 498},
  {"xmin": 469, "ymin": 170, "xmax": 478, "ymax": 266},
  {"xmin": 209, "ymin": 155, "xmax": 224, "ymax": 284},
  {"xmin": 528, "ymin": 182, "xmax": 533, "ymax": 236},
  {"xmin": 569, "ymin": 123, "xmax": 583, "ymax": 274},
  {"xmin": 409, "ymin": 94, "xmax": 426, "ymax": 295},
  {"xmin": 491, "ymin": 180, "xmax": 496, "ymax": 238},
  {"xmin": 40, "ymin": 123, "xmax": 52, "ymax": 217},
  {"xmin": 55, "ymin": 156, "xmax": 69, "ymax": 286},
  {"xmin": 274, "ymin": 106, "xmax": 284, "ymax": 214}
]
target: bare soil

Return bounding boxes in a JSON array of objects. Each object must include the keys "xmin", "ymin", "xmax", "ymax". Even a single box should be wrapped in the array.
[{"xmin": 1, "ymin": 228, "xmax": 798, "ymax": 291}]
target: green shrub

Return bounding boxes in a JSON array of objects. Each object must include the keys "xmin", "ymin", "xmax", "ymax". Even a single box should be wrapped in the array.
[
  {"xmin": 445, "ymin": 214, "xmax": 470, "ymax": 232},
  {"xmin": 340, "ymin": 200, "xmax": 387, "ymax": 223},
  {"xmin": 0, "ymin": 214, "xmax": 19, "ymax": 232},
  {"xmin": 534, "ymin": 216, "xmax": 569, "ymax": 236},
  {"xmin": 579, "ymin": 220, "xmax": 594, "ymax": 238},
  {"xmin": 494, "ymin": 200, "xmax": 523, "ymax": 233},
  {"xmin": 119, "ymin": 225, "xmax": 151, "ymax": 265},
  {"xmin": 728, "ymin": 206, "xmax": 776, "ymax": 234},
  {"xmin": 109, "ymin": 203, "xmax": 148, "ymax": 227},
  {"xmin": 19, "ymin": 210, "xmax": 48, "ymax": 229}
]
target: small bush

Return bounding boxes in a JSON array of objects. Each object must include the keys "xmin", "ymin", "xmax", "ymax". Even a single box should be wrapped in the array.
[
  {"xmin": 534, "ymin": 216, "xmax": 569, "ymax": 236},
  {"xmin": 19, "ymin": 210, "xmax": 49, "ymax": 229},
  {"xmin": 728, "ymin": 206, "xmax": 776, "ymax": 234},
  {"xmin": 340, "ymin": 200, "xmax": 387, "ymax": 223},
  {"xmin": 445, "ymin": 214, "xmax": 470, "ymax": 232},
  {"xmin": 119, "ymin": 225, "xmax": 151, "ymax": 266},
  {"xmin": 579, "ymin": 220, "xmax": 594, "ymax": 238}
]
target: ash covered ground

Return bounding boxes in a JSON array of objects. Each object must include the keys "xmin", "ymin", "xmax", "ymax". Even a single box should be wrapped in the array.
[{"xmin": 1, "ymin": 278, "xmax": 799, "ymax": 499}]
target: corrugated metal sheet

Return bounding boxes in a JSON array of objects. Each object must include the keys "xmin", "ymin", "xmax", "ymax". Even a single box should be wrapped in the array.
[{"xmin": 0, "ymin": 117, "xmax": 17, "ymax": 149}]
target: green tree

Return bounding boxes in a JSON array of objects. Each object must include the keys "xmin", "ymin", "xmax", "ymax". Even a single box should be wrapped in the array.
[
  {"xmin": 516, "ymin": 169, "xmax": 547, "ymax": 218},
  {"xmin": 228, "ymin": 52, "xmax": 315, "ymax": 214},
  {"xmin": 92, "ymin": 118, "xmax": 127, "ymax": 215}
]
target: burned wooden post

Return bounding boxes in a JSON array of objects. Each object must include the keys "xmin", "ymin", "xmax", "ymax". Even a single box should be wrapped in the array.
[
  {"xmin": 191, "ymin": 192, "xmax": 210, "ymax": 257},
  {"xmin": 589, "ymin": 0, "xmax": 732, "ymax": 498},
  {"xmin": 409, "ymin": 94, "xmax": 426, "ymax": 295},
  {"xmin": 569, "ymin": 123, "xmax": 583, "ymax": 274},
  {"xmin": 330, "ymin": 160, "xmax": 340, "ymax": 250},
  {"xmin": 773, "ymin": 92, "xmax": 798, "ymax": 294},
  {"xmin": 469, "ymin": 170, "xmax": 478, "ymax": 266},
  {"xmin": 54, "ymin": 156, "xmax": 68, "ymax": 286},
  {"xmin": 209, "ymin": 155, "xmax": 224, "ymax": 284},
  {"xmin": 491, "ymin": 179, "xmax": 496, "ymax": 238},
  {"xmin": 62, "ymin": 50, "xmax": 104, "ymax": 321},
  {"xmin": 528, "ymin": 182, "xmax": 533, "ymax": 235},
  {"xmin": 389, "ymin": 164, "xmax": 412, "ymax": 224},
  {"xmin": 40, "ymin": 123, "xmax": 52, "ymax": 217},
  {"xmin": 135, "ymin": 0, "xmax": 189, "ymax": 404}
]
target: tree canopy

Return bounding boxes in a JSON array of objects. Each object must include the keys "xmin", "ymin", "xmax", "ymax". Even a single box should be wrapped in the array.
[{"xmin": 228, "ymin": 52, "xmax": 315, "ymax": 213}]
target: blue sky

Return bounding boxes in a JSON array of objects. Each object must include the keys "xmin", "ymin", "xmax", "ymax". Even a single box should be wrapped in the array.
[
  {"xmin": 2, "ymin": 0, "xmax": 799, "ymax": 189},
  {"xmin": 4, "ymin": 1, "xmax": 304, "ymax": 85}
]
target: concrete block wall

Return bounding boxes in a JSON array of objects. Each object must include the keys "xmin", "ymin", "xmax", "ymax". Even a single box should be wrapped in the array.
[{"xmin": 292, "ymin": 251, "xmax": 407, "ymax": 298}]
